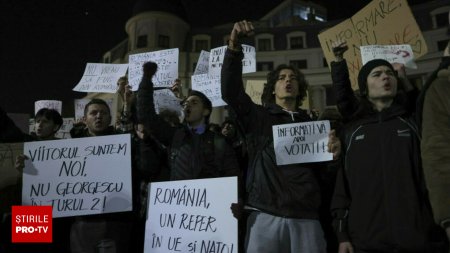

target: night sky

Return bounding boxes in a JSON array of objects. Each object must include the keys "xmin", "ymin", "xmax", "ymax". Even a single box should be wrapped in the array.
[{"xmin": 0, "ymin": 0, "xmax": 429, "ymax": 115}]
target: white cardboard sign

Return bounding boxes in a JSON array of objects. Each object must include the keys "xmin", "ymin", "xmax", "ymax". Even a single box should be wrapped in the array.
[
  {"xmin": 22, "ymin": 134, "xmax": 133, "ymax": 218},
  {"xmin": 272, "ymin": 120, "xmax": 332, "ymax": 165},
  {"xmin": 144, "ymin": 177, "xmax": 238, "ymax": 253}
]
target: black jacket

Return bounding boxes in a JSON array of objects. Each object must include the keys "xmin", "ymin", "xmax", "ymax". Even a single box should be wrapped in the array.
[
  {"xmin": 221, "ymin": 48, "xmax": 321, "ymax": 219},
  {"xmin": 330, "ymin": 60, "xmax": 434, "ymax": 251},
  {"xmin": 136, "ymin": 75, "xmax": 239, "ymax": 181}
]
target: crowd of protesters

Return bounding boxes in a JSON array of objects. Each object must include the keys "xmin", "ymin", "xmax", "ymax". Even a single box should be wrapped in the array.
[{"xmin": 0, "ymin": 17, "xmax": 449, "ymax": 253}]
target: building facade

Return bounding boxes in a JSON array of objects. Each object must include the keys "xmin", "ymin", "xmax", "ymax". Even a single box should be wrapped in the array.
[{"xmin": 102, "ymin": 0, "xmax": 450, "ymax": 123}]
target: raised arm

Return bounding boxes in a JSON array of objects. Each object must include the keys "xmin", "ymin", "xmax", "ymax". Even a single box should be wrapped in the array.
[
  {"xmin": 330, "ymin": 41, "xmax": 359, "ymax": 123},
  {"xmin": 136, "ymin": 62, "xmax": 177, "ymax": 146},
  {"xmin": 221, "ymin": 20, "xmax": 260, "ymax": 130}
]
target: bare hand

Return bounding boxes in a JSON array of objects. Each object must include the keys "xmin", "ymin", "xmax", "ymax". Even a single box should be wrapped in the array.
[
  {"xmin": 170, "ymin": 79, "xmax": 183, "ymax": 99},
  {"xmin": 123, "ymin": 84, "xmax": 134, "ymax": 105},
  {"xmin": 332, "ymin": 40, "xmax": 348, "ymax": 61},
  {"xmin": 338, "ymin": 242, "xmax": 354, "ymax": 253},
  {"xmin": 391, "ymin": 62, "xmax": 406, "ymax": 78},
  {"xmin": 327, "ymin": 129, "xmax": 341, "ymax": 160},
  {"xmin": 15, "ymin": 155, "xmax": 29, "ymax": 172},
  {"xmin": 229, "ymin": 20, "xmax": 254, "ymax": 48}
]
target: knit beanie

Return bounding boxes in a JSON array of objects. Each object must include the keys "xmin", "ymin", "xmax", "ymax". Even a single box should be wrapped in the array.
[{"xmin": 357, "ymin": 59, "xmax": 394, "ymax": 96}]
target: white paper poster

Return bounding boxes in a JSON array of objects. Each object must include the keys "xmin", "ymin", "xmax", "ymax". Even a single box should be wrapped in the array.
[
  {"xmin": 34, "ymin": 100, "xmax": 62, "ymax": 115},
  {"xmin": 191, "ymin": 74, "xmax": 226, "ymax": 107},
  {"xmin": 193, "ymin": 50, "xmax": 210, "ymax": 75},
  {"xmin": 272, "ymin": 120, "xmax": 332, "ymax": 165},
  {"xmin": 22, "ymin": 134, "xmax": 133, "ymax": 218},
  {"xmin": 73, "ymin": 63, "xmax": 129, "ymax": 93},
  {"xmin": 360, "ymin": 44, "xmax": 417, "ymax": 69},
  {"xmin": 144, "ymin": 177, "xmax": 238, "ymax": 253},
  {"xmin": 128, "ymin": 48, "xmax": 179, "ymax": 91}
]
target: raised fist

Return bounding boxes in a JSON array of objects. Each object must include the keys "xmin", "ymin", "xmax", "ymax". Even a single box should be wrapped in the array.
[{"xmin": 143, "ymin": 61, "xmax": 158, "ymax": 78}]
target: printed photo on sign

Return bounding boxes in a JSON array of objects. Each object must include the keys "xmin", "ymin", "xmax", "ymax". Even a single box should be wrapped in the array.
[
  {"xmin": 73, "ymin": 63, "xmax": 129, "ymax": 93},
  {"xmin": 144, "ymin": 177, "xmax": 238, "ymax": 253},
  {"xmin": 21, "ymin": 134, "xmax": 132, "ymax": 218},
  {"xmin": 272, "ymin": 120, "xmax": 332, "ymax": 165},
  {"xmin": 128, "ymin": 48, "xmax": 179, "ymax": 91}
]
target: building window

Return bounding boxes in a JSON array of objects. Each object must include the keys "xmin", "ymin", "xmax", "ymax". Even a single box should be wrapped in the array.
[
  {"xmin": 195, "ymin": 40, "xmax": 209, "ymax": 52},
  {"xmin": 290, "ymin": 60, "xmax": 308, "ymax": 69},
  {"xmin": 435, "ymin": 12, "xmax": 449, "ymax": 28},
  {"xmin": 431, "ymin": 6, "xmax": 450, "ymax": 29},
  {"xmin": 192, "ymin": 34, "xmax": 211, "ymax": 52},
  {"xmin": 290, "ymin": 36, "xmax": 304, "ymax": 49},
  {"xmin": 257, "ymin": 62, "xmax": 274, "ymax": 71},
  {"xmin": 437, "ymin": 40, "xmax": 449, "ymax": 51},
  {"xmin": 258, "ymin": 39, "xmax": 272, "ymax": 51},
  {"xmin": 287, "ymin": 31, "xmax": 307, "ymax": 49},
  {"xmin": 158, "ymin": 35, "xmax": 170, "ymax": 48},
  {"xmin": 137, "ymin": 35, "xmax": 147, "ymax": 48}
]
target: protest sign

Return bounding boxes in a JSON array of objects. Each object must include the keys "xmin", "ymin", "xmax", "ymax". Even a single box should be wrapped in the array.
[
  {"xmin": 22, "ymin": 134, "xmax": 132, "ymax": 218},
  {"xmin": 144, "ymin": 177, "xmax": 238, "ymax": 253},
  {"xmin": 129, "ymin": 48, "xmax": 179, "ymax": 91},
  {"xmin": 208, "ymin": 45, "xmax": 256, "ymax": 78},
  {"xmin": 242, "ymin": 45, "xmax": 256, "ymax": 74},
  {"xmin": 318, "ymin": 0, "xmax": 427, "ymax": 90},
  {"xmin": 34, "ymin": 100, "xmax": 62, "ymax": 115},
  {"xmin": 272, "ymin": 120, "xmax": 332, "ymax": 165},
  {"xmin": 193, "ymin": 50, "xmax": 210, "ymax": 75},
  {"xmin": 191, "ymin": 74, "xmax": 226, "ymax": 107},
  {"xmin": 73, "ymin": 63, "xmax": 129, "ymax": 93},
  {"xmin": 154, "ymin": 89, "xmax": 183, "ymax": 116},
  {"xmin": 0, "ymin": 142, "xmax": 24, "ymax": 189},
  {"xmin": 74, "ymin": 98, "xmax": 114, "ymax": 121},
  {"xmin": 360, "ymin": 44, "xmax": 417, "ymax": 68},
  {"xmin": 245, "ymin": 80, "xmax": 265, "ymax": 105}
]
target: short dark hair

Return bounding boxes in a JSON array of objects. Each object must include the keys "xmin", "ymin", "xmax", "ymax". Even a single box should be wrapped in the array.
[
  {"xmin": 84, "ymin": 98, "xmax": 111, "ymax": 116},
  {"xmin": 261, "ymin": 64, "xmax": 308, "ymax": 107},
  {"xmin": 185, "ymin": 90, "xmax": 213, "ymax": 123},
  {"xmin": 35, "ymin": 108, "xmax": 63, "ymax": 132}
]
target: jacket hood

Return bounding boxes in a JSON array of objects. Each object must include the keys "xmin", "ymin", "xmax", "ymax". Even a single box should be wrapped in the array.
[{"xmin": 265, "ymin": 103, "xmax": 311, "ymax": 121}]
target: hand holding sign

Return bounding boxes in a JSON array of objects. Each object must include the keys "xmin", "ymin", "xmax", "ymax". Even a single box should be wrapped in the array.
[{"xmin": 327, "ymin": 130, "xmax": 341, "ymax": 160}]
